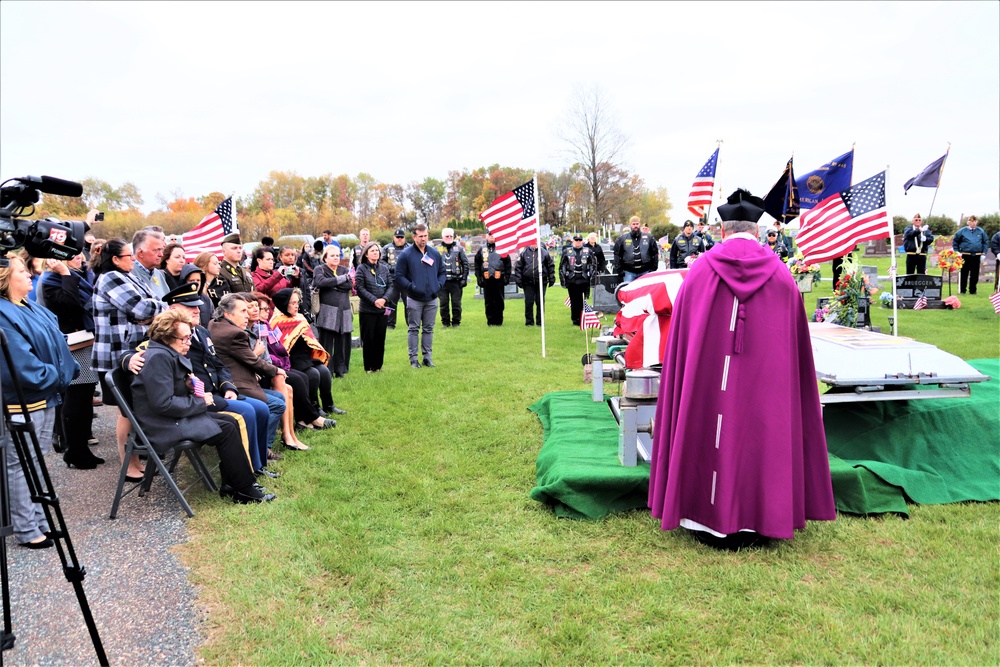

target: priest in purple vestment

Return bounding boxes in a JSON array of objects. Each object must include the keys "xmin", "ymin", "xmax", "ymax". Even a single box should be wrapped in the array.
[{"xmin": 648, "ymin": 188, "xmax": 836, "ymax": 550}]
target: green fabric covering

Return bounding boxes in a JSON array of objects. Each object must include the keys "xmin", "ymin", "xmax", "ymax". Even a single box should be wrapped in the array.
[
  {"xmin": 528, "ymin": 391, "xmax": 649, "ymax": 519},
  {"xmin": 824, "ymin": 358, "xmax": 1000, "ymax": 512},
  {"xmin": 529, "ymin": 361, "xmax": 998, "ymax": 520}
]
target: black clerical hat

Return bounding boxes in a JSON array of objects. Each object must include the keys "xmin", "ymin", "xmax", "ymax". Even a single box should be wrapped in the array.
[{"xmin": 718, "ymin": 189, "xmax": 766, "ymax": 223}]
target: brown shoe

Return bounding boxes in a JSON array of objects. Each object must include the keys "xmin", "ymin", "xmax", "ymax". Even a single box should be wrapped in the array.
[{"xmin": 266, "ymin": 449, "xmax": 284, "ymax": 461}]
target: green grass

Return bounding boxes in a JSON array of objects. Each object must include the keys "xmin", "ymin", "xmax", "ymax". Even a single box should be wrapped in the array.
[{"xmin": 180, "ymin": 270, "xmax": 1000, "ymax": 665}]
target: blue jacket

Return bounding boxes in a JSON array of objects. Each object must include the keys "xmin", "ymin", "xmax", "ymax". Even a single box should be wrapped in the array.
[
  {"xmin": 952, "ymin": 226, "xmax": 989, "ymax": 254},
  {"xmin": 395, "ymin": 244, "xmax": 445, "ymax": 302},
  {"xmin": 0, "ymin": 298, "xmax": 79, "ymax": 413}
]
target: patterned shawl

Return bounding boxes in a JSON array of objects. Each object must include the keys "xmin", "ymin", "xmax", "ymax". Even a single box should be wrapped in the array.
[{"xmin": 269, "ymin": 311, "xmax": 330, "ymax": 365}]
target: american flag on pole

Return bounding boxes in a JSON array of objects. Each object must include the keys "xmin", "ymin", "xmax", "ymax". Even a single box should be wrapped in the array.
[
  {"xmin": 182, "ymin": 196, "xmax": 237, "ymax": 262},
  {"xmin": 912, "ymin": 295, "xmax": 928, "ymax": 310},
  {"xmin": 687, "ymin": 148, "xmax": 719, "ymax": 220},
  {"xmin": 989, "ymin": 291, "xmax": 1000, "ymax": 314},
  {"xmin": 479, "ymin": 179, "xmax": 538, "ymax": 257},
  {"xmin": 580, "ymin": 302, "xmax": 601, "ymax": 330},
  {"xmin": 796, "ymin": 171, "xmax": 890, "ymax": 266}
]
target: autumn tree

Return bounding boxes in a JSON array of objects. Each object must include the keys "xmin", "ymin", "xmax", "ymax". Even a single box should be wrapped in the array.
[
  {"xmin": 558, "ymin": 85, "xmax": 630, "ymax": 227},
  {"xmin": 408, "ymin": 177, "xmax": 446, "ymax": 226}
]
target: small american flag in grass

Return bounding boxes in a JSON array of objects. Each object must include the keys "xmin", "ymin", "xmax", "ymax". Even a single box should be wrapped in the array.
[
  {"xmin": 580, "ymin": 302, "xmax": 601, "ymax": 330},
  {"xmin": 912, "ymin": 296, "xmax": 928, "ymax": 311}
]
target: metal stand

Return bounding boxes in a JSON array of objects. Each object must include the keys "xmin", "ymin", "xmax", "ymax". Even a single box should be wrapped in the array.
[{"xmin": 0, "ymin": 329, "xmax": 108, "ymax": 664}]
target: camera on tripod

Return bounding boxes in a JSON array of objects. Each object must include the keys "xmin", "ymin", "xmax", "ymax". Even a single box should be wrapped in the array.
[{"xmin": 0, "ymin": 175, "xmax": 90, "ymax": 262}]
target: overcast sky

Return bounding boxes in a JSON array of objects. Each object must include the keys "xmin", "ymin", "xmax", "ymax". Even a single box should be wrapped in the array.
[{"xmin": 2, "ymin": 1, "xmax": 997, "ymax": 224}]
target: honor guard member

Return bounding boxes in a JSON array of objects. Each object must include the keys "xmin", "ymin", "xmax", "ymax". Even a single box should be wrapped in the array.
[
  {"xmin": 515, "ymin": 243, "xmax": 555, "ymax": 326},
  {"xmin": 352, "ymin": 228, "xmax": 371, "ymax": 269},
  {"xmin": 475, "ymin": 233, "xmax": 511, "ymax": 326},
  {"xmin": 438, "ymin": 228, "xmax": 469, "ymax": 327},
  {"xmin": 220, "ymin": 232, "xmax": 255, "ymax": 294},
  {"xmin": 613, "ymin": 216, "xmax": 659, "ymax": 284},
  {"xmin": 382, "ymin": 228, "xmax": 411, "ymax": 328},
  {"xmin": 952, "ymin": 215, "xmax": 989, "ymax": 295},
  {"xmin": 560, "ymin": 234, "xmax": 596, "ymax": 326},
  {"xmin": 669, "ymin": 221, "xmax": 706, "ymax": 268},
  {"xmin": 902, "ymin": 214, "xmax": 935, "ymax": 275}
]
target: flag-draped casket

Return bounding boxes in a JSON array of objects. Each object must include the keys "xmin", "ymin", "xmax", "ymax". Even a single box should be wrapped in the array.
[{"xmin": 613, "ymin": 269, "xmax": 688, "ymax": 369}]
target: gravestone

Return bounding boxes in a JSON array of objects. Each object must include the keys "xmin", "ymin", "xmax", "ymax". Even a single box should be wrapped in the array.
[
  {"xmin": 861, "ymin": 265, "xmax": 879, "ymax": 288},
  {"xmin": 895, "ymin": 274, "xmax": 946, "ymax": 309}
]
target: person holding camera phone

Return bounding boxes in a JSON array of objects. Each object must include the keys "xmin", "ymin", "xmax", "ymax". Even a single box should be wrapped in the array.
[{"xmin": 250, "ymin": 247, "xmax": 287, "ymax": 298}]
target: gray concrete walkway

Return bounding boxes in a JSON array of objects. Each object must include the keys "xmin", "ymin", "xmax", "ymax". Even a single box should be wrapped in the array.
[{"xmin": 4, "ymin": 404, "xmax": 202, "ymax": 666}]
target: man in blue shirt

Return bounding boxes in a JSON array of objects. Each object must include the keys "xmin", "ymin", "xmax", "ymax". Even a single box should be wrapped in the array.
[
  {"xmin": 952, "ymin": 215, "xmax": 989, "ymax": 295},
  {"xmin": 395, "ymin": 224, "xmax": 445, "ymax": 368}
]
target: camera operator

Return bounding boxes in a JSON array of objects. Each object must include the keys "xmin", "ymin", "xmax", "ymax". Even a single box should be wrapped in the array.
[{"xmin": 0, "ymin": 255, "xmax": 80, "ymax": 549}]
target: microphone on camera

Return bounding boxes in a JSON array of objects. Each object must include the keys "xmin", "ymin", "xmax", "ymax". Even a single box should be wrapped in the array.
[{"xmin": 18, "ymin": 175, "xmax": 84, "ymax": 198}]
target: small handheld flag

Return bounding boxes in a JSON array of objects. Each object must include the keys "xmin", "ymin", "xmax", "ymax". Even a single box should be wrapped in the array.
[{"xmin": 580, "ymin": 302, "xmax": 601, "ymax": 330}]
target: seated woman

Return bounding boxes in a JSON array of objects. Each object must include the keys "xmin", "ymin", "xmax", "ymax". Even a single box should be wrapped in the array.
[
  {"xmin": 160, "ymin": 242, "xmax": 187, "ymax": 291},
  {"xmin": 194, "ymin": 251, "xmax": 230, "ymax": 308},
  {"xmin": 269, "ymin": 288, "xmax": 342, "ymax": 416},
  {"xmin": 131, "ymin": 309, "xmax": 274, "ymax": 504}
]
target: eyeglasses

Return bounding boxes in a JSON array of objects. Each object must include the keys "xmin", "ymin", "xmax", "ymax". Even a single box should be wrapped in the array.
[
  {"xmin": 172, "ymin": 335, "xmax": 193, "ymax": 343},
  {"xmin": 117, "ymin": 253, "xmax": 133, "ymax": 259}
]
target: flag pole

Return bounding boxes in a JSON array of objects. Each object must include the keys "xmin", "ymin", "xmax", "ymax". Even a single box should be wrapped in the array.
[
  {"xmin": 706, "ymin": 139, "xmax": 722, "ymax": 224},
  {"xmin": 925, "ymin": 143, "xmax": 951, "ymax": 220},
  {"xmin": 886, "ymin": 166, "xmax": 899, "ymax": 336},
  {"xmin": 533, "ymin": 175, "xmax": 546, "ymax": 359}
]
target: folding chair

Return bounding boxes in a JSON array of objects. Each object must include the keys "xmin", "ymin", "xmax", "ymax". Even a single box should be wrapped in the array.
[{"xmin": 106, "ymin": 368, "xmax": 218, "ymax": 519}]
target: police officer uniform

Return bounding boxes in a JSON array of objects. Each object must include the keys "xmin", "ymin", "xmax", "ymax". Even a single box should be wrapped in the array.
[
  {"xmin": 382, "ymin": 229, "xmax": 411, "ymax": 328},
  {"xmin": 475, "ymin": 240, "xmax": 511, "ymax": 326},
  {"xmin": 438, "ymin": 240, "xmax": 470, "ymax": 327},
  {"xmin": 219, "ymin": 233, "xmax": 255, "ymax": 294},
  {"xmin": 669, "ymin": 229, "xmax": 706, "ymax": 269},
  {"xmin": 560, "ymin": 236, "xmax": 596, "ymax": 325}
]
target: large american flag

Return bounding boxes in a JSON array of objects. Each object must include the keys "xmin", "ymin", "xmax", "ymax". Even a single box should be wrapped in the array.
[
  {"xmin": 796, "ymin": 172, "xmax": 890, "ymax": 265},
  {"xmin": 182, "ymin": 196, "xmax": 237, "ymax": 261},
  {"xmin": 687, "ymin": 148, "xmax": 719, "ymax": 220},
  {"xmin": 479, "ymin": 179, "xmax": 538, "ymax": 257},
  {"xmin": 580, "ymin": 302, "xmax": 601, "ymax": 330}
]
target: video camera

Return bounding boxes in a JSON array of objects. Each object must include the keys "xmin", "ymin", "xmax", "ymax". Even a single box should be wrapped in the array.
[{"xmin": 0, "ymin": 175, "xmax": 89, "ymax": 262}]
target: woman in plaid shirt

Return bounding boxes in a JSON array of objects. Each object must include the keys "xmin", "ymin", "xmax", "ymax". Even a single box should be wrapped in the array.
[{"xmin": 92, "ymin": 238, "xmax": 167, "ymax": 479}]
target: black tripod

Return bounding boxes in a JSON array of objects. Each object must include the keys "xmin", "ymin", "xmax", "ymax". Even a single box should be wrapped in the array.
[{"xmin": 0, "ymin": 329, "xmax": 108, "ymax": 664}]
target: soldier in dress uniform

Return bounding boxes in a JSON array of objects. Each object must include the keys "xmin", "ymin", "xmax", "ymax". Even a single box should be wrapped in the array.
[
  {"xmin": 382, "ymin": 228, "xmax": 411, "ymax": 328},
  {"xmin": 475, "ymin": 233, "xmax": 511, "ymax": 326},
  {"xmin": 560, "ymin": 234, "xmax": 596, "ymax": 325},
  {"xmin": 219, "ymin": 232, "xmax": 255, "ymax": 295}
]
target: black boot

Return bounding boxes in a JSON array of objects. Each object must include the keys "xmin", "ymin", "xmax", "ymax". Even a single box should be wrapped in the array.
[{"xmin": 63, "ymin": 446, "xmax": 106, "ymax": 470}]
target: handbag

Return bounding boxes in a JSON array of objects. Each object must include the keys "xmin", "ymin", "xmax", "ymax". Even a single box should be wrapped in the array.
[{"xmin": 311, "ymin": 289, "xmax": 320, "ymax": 315}]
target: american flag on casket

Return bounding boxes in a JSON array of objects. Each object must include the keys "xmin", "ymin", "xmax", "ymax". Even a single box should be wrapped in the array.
[{"xmin": 613, "ymin": 269, "xmax": 688, "ymax": 369}]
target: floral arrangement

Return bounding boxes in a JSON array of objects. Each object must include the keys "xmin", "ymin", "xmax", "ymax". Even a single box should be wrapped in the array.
[
  {"xmin": 937, "ymin": 249, "xmax": 964, "ymax": 273},
  {"xmin": 879, "ymin": 292, "xmax": 900, "ymax": 307},
  {"xmin": 825, "ymin": 254, "xmax": 878, "ymax": 328},
  {"xmin": 943, "ymin": 295, "xmax": 962, "ymax": 310},
  {"xmin": 786, "ymin": 253, "xmax": 820, "ymax": 276}
]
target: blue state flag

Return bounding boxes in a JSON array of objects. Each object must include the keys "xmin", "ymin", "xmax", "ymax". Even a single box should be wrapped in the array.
[
  {"xmin": 795, "ymin": 149, "xmax": 854, "ymax": 210},
  {"xmin": 903, "ymin": 153, "xmax": 947, "ymax": 193}
]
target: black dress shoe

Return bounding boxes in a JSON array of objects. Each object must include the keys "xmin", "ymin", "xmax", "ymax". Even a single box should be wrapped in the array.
[
  {"xmin": 125, "ymin": 474, "xmax": 144, "ymax": 483},
  {"xmin": 411, "ymin": 361, "xmax": 422, "ymax": 369},
  {"xmin": 316, "ymin": 408, "xmax": 327, "ymax": 417},
  {"xmin": 64, "ymin": 449, "xmax": 105, "ymax": 469},
  {"xmin": 329, "ymin": 407, "xmax": 347, "ymax": 415},
  {"xmin": 22, "ymin": 537, "xmax": 54, "ymax": 550},
  {"xmin": 255, "ymin": 468, "xmax": 280, "ymax": 479},
  {"xmin": 423, "ymin": 360, "xmax": 436, "ymax": 368},
  {"xmin": 231, "ymin": 485, "xmax": 276, "ymax": 504}
]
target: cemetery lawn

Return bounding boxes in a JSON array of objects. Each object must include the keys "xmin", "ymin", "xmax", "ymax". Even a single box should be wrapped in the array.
[{"xmin": 181, "ymin": 273, "xmax": 999, "ymax": 665}]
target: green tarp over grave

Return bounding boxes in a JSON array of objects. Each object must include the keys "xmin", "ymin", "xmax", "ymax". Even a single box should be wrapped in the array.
[{"xmin": 529, "ymin": 360, "xmax": 999, "ymax": 520}]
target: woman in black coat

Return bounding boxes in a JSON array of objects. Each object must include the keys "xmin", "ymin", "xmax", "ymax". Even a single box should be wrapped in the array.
[
  {"xmin": 311, "ymin": 244, "xmax": 354, "ymax": 377},
  {"xmin": 354, "ymin": 242, "xmax": 397, "ymax": 373},
  {"xmin": 131, "ymin": 310, "xmax": 273, "ymax": 504}
]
